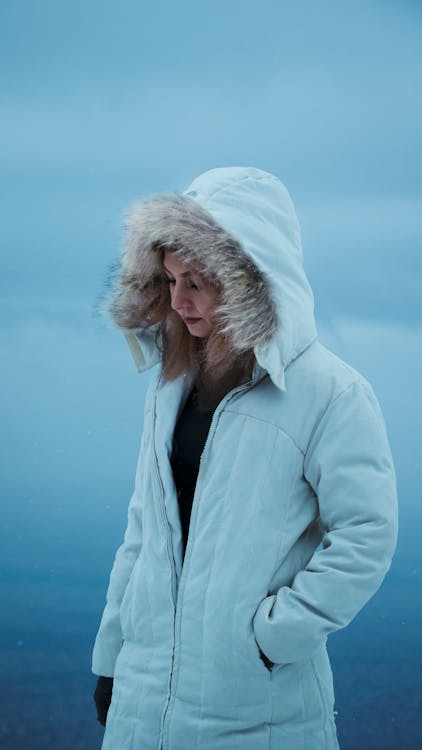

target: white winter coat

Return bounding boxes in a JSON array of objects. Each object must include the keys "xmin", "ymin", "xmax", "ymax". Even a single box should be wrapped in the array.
[{"xmin": 92, "ymin": 167, "xmax": 398, "ymax": 750}]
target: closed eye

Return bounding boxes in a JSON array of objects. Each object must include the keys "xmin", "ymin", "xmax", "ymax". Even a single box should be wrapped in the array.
[{"xmin": 166, "ymin": 277, "xmax": 199, "ymax": 291}]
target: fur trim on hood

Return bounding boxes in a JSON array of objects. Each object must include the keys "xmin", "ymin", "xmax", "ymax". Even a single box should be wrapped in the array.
[
  {"xmin": 114, "ymin": 167, "xmax": 318, "ymax": 392},
  {"xmin": 121, "ymin": 193, "xmax": 277, "ymax": 351}
]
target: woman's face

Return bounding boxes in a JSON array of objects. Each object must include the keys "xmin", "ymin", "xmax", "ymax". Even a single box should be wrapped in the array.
[{"xmin": 163, "ymin": 250, "xmax": 220, "ymax": 338}]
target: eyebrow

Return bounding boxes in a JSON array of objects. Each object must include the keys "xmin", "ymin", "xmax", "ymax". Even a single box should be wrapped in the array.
[{"xmin": 163, "ymin": 265, "xmax": 194, "ymax": 278}]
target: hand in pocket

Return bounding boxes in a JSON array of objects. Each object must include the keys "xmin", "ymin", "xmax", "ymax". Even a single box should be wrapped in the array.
[{"xmin": 258, "ymin": 644, "xmax": 275, "ymax": 671}]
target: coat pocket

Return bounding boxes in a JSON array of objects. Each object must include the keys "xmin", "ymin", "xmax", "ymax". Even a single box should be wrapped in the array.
[{"xmin": 257, "ymin": 643, "xmax": 275, "ymax": 672}]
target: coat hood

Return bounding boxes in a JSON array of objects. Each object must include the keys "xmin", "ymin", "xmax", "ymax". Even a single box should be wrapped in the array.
[{"xmin": 120, "ymin": 166, "xmax": 318, "ymax": 392}]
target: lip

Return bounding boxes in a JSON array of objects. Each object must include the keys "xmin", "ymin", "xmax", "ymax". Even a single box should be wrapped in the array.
[{"xmin": 184, "ymin": 317, "xmax": 201, "ymax": 323}]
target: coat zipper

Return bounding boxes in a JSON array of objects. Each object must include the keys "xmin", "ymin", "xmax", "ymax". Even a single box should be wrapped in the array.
[
  {"xmin": 158, "ymin": 374, "xmax": 264, "ymax": 750},
  {"xmin": 151, "ymin": 387, "xmax": 178, "ymax": 750}
]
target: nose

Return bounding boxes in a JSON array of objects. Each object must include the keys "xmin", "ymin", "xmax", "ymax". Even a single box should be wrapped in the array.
[{"xmin": 170, "ymin": 283, "xmax": 192, "ymax": 313}]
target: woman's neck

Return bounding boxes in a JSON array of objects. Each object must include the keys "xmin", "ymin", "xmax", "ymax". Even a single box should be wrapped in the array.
[{"xmin": 193, "ymin": 361, "xmax": 253, "ymax": 413}]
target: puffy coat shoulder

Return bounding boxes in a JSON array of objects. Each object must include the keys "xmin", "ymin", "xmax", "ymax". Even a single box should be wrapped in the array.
[{"xmin": 228, "ymin": 340, "xmax": 390, "ymax": 461}]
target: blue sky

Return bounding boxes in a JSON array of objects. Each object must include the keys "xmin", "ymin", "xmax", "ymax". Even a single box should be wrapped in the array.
[{"xmin": 1, "ymin": 0, "xmax": 421, "ymax": 576}]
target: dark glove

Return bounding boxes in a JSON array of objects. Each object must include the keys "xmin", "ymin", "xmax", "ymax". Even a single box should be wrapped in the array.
[
  {"xmin": 258, "ymin": 646, "xmax": 275, "ymax": 671},
  {"xmin": 94, "ymin": 675, "xmax": 114, "ymax": 726}
]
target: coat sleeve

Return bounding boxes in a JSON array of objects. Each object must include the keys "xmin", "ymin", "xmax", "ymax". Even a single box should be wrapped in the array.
[
  {"xmin": 252, "ymin": 378, "xmax": 398, "ymax": 664},
  {"xmin": 91, "ymin": 378, "xmax": 155, "ymax": 677}
]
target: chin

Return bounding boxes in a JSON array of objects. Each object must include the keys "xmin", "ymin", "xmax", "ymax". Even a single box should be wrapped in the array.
[
  {"xmin": 186, "ymin": 321, "xmax": 212, "ymax": 338},
  {"xmin": 189, "ymin": 329, "xmax": 209, "ymax": 338}
]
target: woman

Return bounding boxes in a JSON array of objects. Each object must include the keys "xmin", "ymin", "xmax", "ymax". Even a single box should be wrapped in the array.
[{"xmin": 92, "ymin": 166, "xmax": 398, "ymax": 750}]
